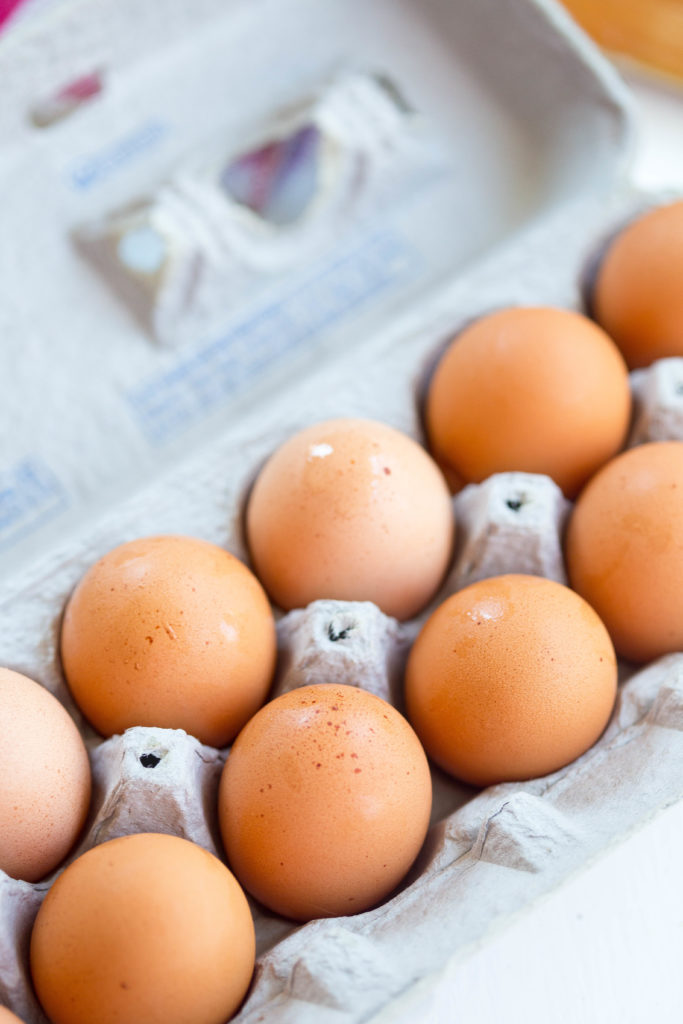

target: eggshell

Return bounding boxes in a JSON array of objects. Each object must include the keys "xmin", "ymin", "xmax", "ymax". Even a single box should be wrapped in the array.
[
  {"xmin": 30, "ymin": 833, "xmax": 255, "ymax": 1024},
  {"xmin": 425, "ymin": 306, "xmax": 631, "ymax": 497},
  {"xmin": 60, "ymin": 535, "xmax": 276, "ymax": 747},
  {"xmin": 0, "ymin": 668, "xmax": 91, "ymax": 883},
  {"xmin": 245, "ymin": 418, "xmax": 454, "ymax": 620},
  {"xmin": 566, "ymin": 441, "xmax": 683, "ymax": 663},
  {"xmin": 405, "ymin": 574, "xmax": 617, "ymax": 786},
  {"xmin": 219, "ymin": 683, "xmax": 432, "ymax": 921},
  {"xmin": 593, "ymin": 200, "xmax": 683, "ymax": 369}
]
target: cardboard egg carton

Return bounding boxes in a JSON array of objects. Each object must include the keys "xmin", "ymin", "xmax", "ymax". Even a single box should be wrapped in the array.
[
  {"xmin": 3, "ymin": 354, "xmax": 683, "ymax": 1023},
  {"xmin": 2, "ymin": 0, "xmax": 683, "ymax": 1020},
  {"xmin": 3, "ymin": 604, "xmax": 683, "ymax": 1023}
]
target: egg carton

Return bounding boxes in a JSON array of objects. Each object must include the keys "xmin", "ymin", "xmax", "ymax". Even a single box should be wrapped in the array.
[
  {"xmin": 4, "ymin": 534, "xmax": 683, "ymax": 1023},
  {"xmin": 3, "ymin": 0, "xmax": 683, "ymax": 1020},
  {"xmin": 2, "ymin": 248, "xmax": 683, "ymax": 1024}
]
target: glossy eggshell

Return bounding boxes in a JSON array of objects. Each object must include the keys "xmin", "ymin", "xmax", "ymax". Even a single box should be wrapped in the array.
[
  {"xmin": 425, "ymin": 306, "xmax": 631, "ymax": 497},
  {"xmin": 219, "ymin": 684, "xmax": 432, "ymax": 921},
  {"xmin": 405, "ymin": 575, "xmax": 617, "ymax": 786},
  {"xmin": 566, "ymin": 441, "xmax": 683, "ymax": 663},
  {"xmin": 60, "ymin": 535, "xmax": 276, "ymax": 747},
  {"xmin": 30, "ymin": 833, "xmax": 255, "ymax": 1024},
  {"xmin": 593, "ymin": 200, "xmax": 683, "ymax": 369},
  {"xmin": 245, "ymin": 418, "xmax": 454, "ymax": 620},
  {"xmin": 0, "ymin": 668, "xmax": 91, "ymax": 883}
]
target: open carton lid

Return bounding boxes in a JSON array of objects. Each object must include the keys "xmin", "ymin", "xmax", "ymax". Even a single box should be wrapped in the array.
[{"xmin": 0, "ymin": 0, "xmax": 633, "ymax": 574}]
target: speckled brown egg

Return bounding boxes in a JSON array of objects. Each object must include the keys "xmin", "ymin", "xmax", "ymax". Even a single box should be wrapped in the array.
[
  {"xmin": 567, "ymin": 441, "xmax": 683, "ymax": 663},
  {"xmin": 405, "ymin": 574, "xmax": 617, "ymax": 786},
  {"xmin": 425, "ymin": 306, "xmax": 631, "ymax": 497},
  {"xmin": 245, "ymin": 418, "xmax": 454, "ymax": 620},
  {"xmin": 30, "ymin": 833, "xmax": 255, "ymax": 1024},
  {"xmin": 219, "ymin": 684, "xmax": 432, "ymax": 921},
  {"xmin": 592, "ymin": 200, "xmax": 683, "ymax": 369},
  {"xmin": 0, "ymin": 668, "xmax": 91, "ymax": 883},
  {"xmin": 60, "ymin": 535, "xmax": 276, "ymax": 747}
]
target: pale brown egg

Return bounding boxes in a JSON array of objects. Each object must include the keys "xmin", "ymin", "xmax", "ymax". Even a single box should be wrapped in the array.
[
  {"xmin": 60, "ymin": 535, "xmax": 276, "ymax": 747},
  {"xmin": 425, "ymin": 306, "xmax": 631, "ymax": 498},
  {"xmin": 592, "ymin": 200, "xmax": 683, "ymax": 369},
  {"xmin": 219, "ymin": 684, "xmax": 432, "ymax": 921},
  {"xmin": 0, "ymin": 668, "xmax": 91, "ymax": 883},
  {"xmin": 30, "ymin": 833, "xmax": 255, "ymax": 1024},
  {"xmin": 405, "ymin": 574, "xmax": 617, "ymax": 786},
  {"xmin": 0, "ymin": 1007, "xmax": 24, "ymax": 1023},
  {"xmin": 246, "ymin": 418, "xmax": 454, "ymax": 620},
  {"xmin": 566, "ymin": 441, "xmax": 683, "ymax": 663}
]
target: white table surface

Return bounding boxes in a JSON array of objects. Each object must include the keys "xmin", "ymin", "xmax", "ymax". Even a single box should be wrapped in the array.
[{"xmin": 425, "ymin": 65, "xmax": 683, "ymax": 1024}]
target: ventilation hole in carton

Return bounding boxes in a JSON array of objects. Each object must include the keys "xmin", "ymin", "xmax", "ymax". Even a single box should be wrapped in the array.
[
  {"xmin": 328, "ymin": 622, "xmax": 355, "ymax": 642},
  {"xmin": 506, "ymin": 494, "xmax": 528, "ymax": 513},
  {"xmin": 139, "ymin": 753, "xmax": 162, "ymax": 768}
]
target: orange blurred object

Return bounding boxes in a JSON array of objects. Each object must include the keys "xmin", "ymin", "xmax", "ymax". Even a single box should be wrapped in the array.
[{"xmin": 562, "ymin": 0, "xmax": 683, "ymax": 80}]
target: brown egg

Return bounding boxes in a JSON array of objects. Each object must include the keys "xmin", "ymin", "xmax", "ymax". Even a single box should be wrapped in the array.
[
  {"xmin": 0, "ymin": 668, "xmax": 91, "ymax": 883},
  {"xmin": 425, "ymin": 307, "xmax": 631, "ymax": 497},
  {"xmin": 60, "ymin": 535, "xmax": 276, "ymax": 747},
  {"xmin": 245, "ymin": 418, "xmax": 454, "ymax": 620},
  {"xmin": 405, "ymin": 574, "xmax": 617, "ymax": 786},
  {"xmin": 219, "ymin": 684, "xmax": 432, "ymax": 921},
  {"xmin": 30, "ymin": 833, "xmax": 255, "ymax": 1024},
  {"xmin": 0, "ymin": 1008, "xmax": 24, "ymax": 1023},
  {"xmin": 592, "ymin": 200, "xmax": 683, "ymax": 369},
  {"xmin": 567, "ymin": 441, "xmax": 683, "ymax": 662}
]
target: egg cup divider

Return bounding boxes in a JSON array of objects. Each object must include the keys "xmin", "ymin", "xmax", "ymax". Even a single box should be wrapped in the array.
[
  {"xmin": 447, "ymin": 472, "xmax": 571, "ymax": 593},
  {"xmin": 628, "ymin": 357, "xmax": 683, "ymax": 447},
  {"xmin": 274, "ymin": 599, "xmax": 412, "ymax": 707}
]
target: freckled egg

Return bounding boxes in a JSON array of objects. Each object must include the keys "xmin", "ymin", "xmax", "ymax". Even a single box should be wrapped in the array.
[
  {"xmin": 30, "ymin": 833, "xmax": 255, "ymax": 1024},
  {"xmin": 218, "ymin": 683, "xmax": 432, "ymax": 921},
  {"xmin": 592, "ymin": 200, "xmax": 683, "ymax": 369},
  {"xmin": 0, "ymin": 668, "xmax": 91, "ymax": 883},
  {"xmin": 425, "ymin": 306, "xmax": 631, "ymax": 498},
  {"xmin": 60, "ymin": 535, "xmax": 276, "ymax": 747},
  {"xmin": 566, "ymin": 441, "xmax": 683, "ymax": 663},
  {"xmin": 246, "ymin": 418, "xmax": 454, "ymax": 620},
  {"xmin": 405, "ymin": 574, "xmax": 617, "ymax": 786}
]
